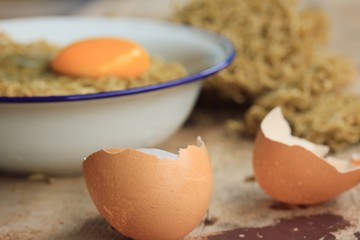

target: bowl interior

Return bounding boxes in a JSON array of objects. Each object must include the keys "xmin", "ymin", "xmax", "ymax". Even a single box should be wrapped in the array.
[
  {"xmin": 0, "ymin": 17, "xmax": 233, "ymax": 75},
  {"xmin": 0, "ymin": 17, "xmax": 235, "ymax": 102}
]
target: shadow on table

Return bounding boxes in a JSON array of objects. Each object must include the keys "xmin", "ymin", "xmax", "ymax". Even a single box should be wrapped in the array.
[{"xmin": 53, "ymin": 216, "xmax": 130, "ymax": 240}]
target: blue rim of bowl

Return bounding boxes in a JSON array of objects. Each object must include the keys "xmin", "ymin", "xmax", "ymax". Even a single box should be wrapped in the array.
[{"xmin": 0, "ymin": 22, "xmax": 236, "ymax": 103}]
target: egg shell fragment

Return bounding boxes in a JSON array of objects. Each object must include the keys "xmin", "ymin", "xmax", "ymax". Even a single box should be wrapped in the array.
[
  {"xmin": 253, "ymin": 107, "xmax": 360, "ymax": 205},
  {"xmin": 83, "ymin": 137, "xmax": 212, "ymax": 240}
]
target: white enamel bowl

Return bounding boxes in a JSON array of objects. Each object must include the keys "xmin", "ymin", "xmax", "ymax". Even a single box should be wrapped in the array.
[{"xmin": 0, "ymin": 17, "xmax": 235, "ymax": 175}]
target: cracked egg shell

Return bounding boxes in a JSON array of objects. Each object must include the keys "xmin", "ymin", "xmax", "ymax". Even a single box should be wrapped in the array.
[
  {"xmin": 83, "ymin": 137, "xmax": 212, "ymax": 240},
  {"xmin": 253, "ymin": 107, "xmax": 360, "ymax": 205}
]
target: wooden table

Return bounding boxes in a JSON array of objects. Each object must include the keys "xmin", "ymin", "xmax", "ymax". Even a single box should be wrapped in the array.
[{"xmin": 1, "ymin": 0, "xmax": 360, "ymax": 239}]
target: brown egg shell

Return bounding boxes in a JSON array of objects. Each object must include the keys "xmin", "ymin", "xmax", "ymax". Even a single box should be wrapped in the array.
[
  {"xmin": 83, "ymin": 137, "xmax": 212, "ymax": 240},
  {"xmin": 253, "ymin": 107, "xmax": 360, "ymax": 205}
]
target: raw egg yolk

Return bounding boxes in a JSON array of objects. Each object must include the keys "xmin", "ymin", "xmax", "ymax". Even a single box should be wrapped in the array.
[{"xmin": 51, "ymin": 37, "xmax": 150, "ymax": 78}]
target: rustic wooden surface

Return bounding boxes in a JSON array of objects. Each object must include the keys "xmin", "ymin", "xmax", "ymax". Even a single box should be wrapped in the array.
[{"xmin": 1, "ymin": 0, "xmax": 360, "ymax": 239}]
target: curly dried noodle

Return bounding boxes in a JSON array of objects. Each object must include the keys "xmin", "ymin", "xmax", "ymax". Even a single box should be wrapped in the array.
[{"xmin": 173, "ymin": 0, "xmax": 360, "ymax": 152}]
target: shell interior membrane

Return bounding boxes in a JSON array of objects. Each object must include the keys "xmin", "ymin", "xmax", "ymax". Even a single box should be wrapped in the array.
[
  {"xmin": 262, "ymin": 107, "xmax": 329, "ymax": 158},
  {"xmin": 136, "ymin": 148, "xmax": 178, "ymax": 160},
  {"xmin": 262, "ymin": 107, "xmax": 360, "ymax": 173}
]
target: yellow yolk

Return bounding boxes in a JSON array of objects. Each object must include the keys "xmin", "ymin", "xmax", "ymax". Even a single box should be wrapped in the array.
[{"xmin": 51, "ymin": 37, "xmax": 150, "ymax": 78}]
